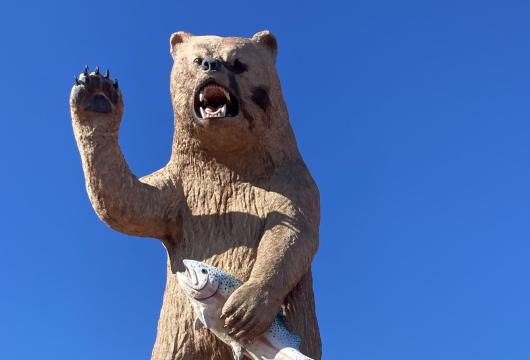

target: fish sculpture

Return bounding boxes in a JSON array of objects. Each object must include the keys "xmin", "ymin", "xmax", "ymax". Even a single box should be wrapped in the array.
[{"xmin": 177, "ymin": 259, "xmax": 314, "ymax": 360}]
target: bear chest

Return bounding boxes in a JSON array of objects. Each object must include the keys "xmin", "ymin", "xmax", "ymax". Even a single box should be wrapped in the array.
[{"xmin": 170, "ymin": 180, "xmax": 270, "ymax": 264}]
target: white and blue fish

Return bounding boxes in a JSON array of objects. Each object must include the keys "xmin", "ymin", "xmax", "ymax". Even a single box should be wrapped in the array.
[{"xmin": 177, "ymin": 259, "xmax": 314, "ymax": 360}]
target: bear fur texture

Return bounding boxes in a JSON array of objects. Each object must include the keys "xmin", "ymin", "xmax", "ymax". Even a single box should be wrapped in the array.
[{"xmin": 70, "ymin": 30, "xmax": 321, "ymax": 360}]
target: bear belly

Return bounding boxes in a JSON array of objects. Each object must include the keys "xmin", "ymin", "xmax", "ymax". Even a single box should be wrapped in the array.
[
  {"xmin": 151, "ymin": 181, "xmax": 321, "ymax": 359},
  {"xmin": 152, "ymin": 183, "xmax": 269, "ymax": 359}
]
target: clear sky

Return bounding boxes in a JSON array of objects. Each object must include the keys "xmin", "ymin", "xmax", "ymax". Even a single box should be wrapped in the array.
[{"xmin": 1, "ymin": 0, "xmax": 529, "ymax": 359}]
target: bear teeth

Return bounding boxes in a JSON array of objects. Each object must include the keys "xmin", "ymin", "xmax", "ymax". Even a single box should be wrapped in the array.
[
  {"xmin": 200, "ymin": 104, "xmax": 227, "ymax": 118},
  {"xmin": 198, "ymin": 84, "xmax": 229, "ymax": 118},
  {"xmin": 195, "ymin": 83, "xmax": 238, "ymax": 119}
]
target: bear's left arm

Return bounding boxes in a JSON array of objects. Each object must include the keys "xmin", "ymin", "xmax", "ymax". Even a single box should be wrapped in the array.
[{"xmin": 222, "ymin": 161, "xmax": 319, "ymax": 341}]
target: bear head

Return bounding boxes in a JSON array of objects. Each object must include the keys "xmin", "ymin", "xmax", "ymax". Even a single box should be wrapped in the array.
[{"xmin": 168, "ymin": 31, "xmax": 297, "ymax": 159}]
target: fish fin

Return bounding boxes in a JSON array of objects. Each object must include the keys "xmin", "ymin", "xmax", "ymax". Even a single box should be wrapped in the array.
[
  {"xmin": 192, "ymin": 306, "xmax": 210, "ymax": 330},
  {"xmin": 194, "ymin": 317, "xmax": 204, "ymax": 330},
  {"xmin": 198, "ymin": 308, "xmax": 210, "ymax": 329},
  {"xmin": 230, "ymin": 343, "xmax": 244, "ymax": 360}
]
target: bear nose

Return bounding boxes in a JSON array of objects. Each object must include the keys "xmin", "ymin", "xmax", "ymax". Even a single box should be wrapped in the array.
[{"xmin": 201, "ymin": 57, "xmax": 221, "ymax": 72}]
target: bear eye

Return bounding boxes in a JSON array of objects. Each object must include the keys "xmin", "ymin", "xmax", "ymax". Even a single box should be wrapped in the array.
[
  {"xmin": 193, "ymin": 57, "xmax": 203, "ymax": 65},
  {"xmin": 232, "ymin": 59, "xmax": 247, "ymax": 74}
]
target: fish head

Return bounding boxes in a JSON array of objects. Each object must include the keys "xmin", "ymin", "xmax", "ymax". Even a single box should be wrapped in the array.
[{"xmin": 177, "ymin": 259, "xmax": 220, "ymax": 300}]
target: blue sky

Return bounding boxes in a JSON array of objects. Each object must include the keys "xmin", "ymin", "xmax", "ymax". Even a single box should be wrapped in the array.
[{"xmin": 1, "ymin": 0, "xmax": 530, "ymax": 359}]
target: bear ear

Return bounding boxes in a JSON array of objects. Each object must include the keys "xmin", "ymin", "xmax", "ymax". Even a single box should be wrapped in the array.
[
  {"xmin": 170, "ymin": 31, "xmax": 192, "ymax": 55},
  {"xmin": 251, "ymin": 30, "xmax": 278, "ymax": 58}
]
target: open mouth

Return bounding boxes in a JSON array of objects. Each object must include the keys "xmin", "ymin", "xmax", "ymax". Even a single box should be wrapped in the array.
[
  {"xmin": 194, "ymin": 81, "xmax": 239, "ymax": 119},
  {"xmin": 177, "ymin": 261, "xmax": 219, "ymax": 300},
  {"xmin": 180, "ymin": 262, "xmax": 203, "ymax": 289},
  {"xmin": 184, "ymin": 264, "xmax": 199, "ymax": 286}
]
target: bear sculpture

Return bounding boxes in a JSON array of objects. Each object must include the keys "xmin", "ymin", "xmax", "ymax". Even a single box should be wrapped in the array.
[{"xmin": 70, "ymin": 30, "xmax": 321, "ymax": 360}]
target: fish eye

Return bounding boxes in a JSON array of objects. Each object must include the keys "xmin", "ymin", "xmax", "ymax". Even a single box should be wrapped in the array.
[{"xmin": 201, "ymin": 269, "xmax": 208, "ymax": 274}]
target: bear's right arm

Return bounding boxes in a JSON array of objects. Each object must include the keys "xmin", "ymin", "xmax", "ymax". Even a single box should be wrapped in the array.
[{"xmin": 70, "ymin": 70, "xmax": 180, "ymax": 240}]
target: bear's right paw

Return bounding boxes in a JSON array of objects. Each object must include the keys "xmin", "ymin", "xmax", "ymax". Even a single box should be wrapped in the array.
[{"xmin": 71, "ymin": 66, "xmax": 121, "ymax": 114}]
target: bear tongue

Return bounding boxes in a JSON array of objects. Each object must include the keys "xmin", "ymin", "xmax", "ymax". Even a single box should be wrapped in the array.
[
  {"xmin": 201, "ymin": 85, "xmax": 230, "ymax": 107},
  {"xmin": 198, "ymin": 84, "xmax": 231, "ymax": 118}
]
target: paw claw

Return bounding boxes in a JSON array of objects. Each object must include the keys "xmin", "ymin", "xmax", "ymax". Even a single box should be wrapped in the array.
[
  {"xmin": 73, "ymin": 65, "xmax": 121, "ymax": 113},
  {"xmin": 111, "ymin": 90, "xmax": 119, "ymax": 104}
]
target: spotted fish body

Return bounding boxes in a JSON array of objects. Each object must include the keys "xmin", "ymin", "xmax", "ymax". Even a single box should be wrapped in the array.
[{"xmin": 177, "ymin": 260, "xmax": 314, "ymax": 360}]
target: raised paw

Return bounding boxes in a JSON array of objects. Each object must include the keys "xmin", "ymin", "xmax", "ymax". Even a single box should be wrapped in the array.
[{"xmin": 72, "ymin": 66, "xmax": 121, "ymax": 114}]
